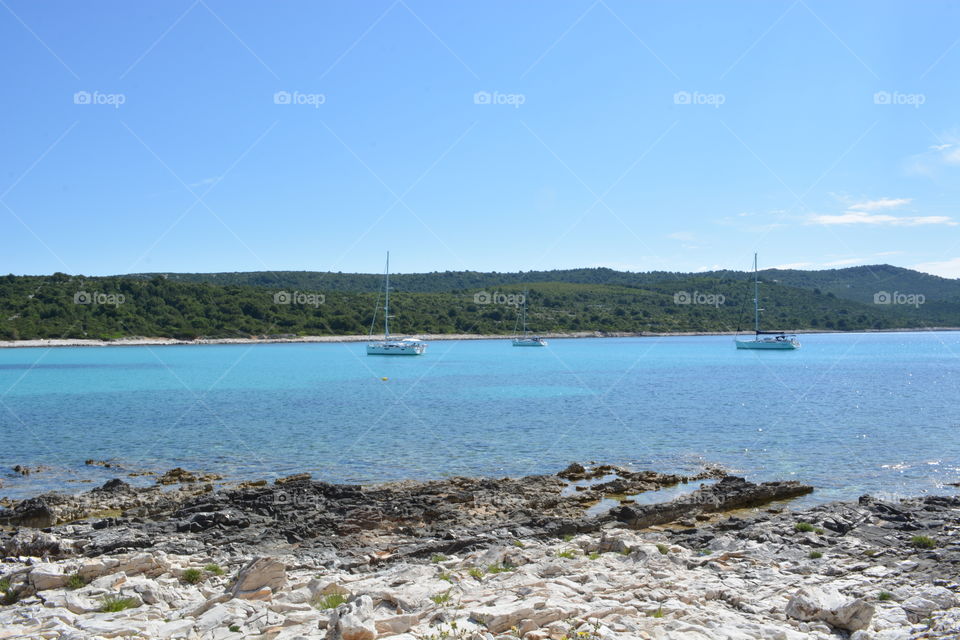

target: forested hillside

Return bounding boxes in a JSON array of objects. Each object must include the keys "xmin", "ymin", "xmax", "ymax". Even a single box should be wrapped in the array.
[{"xmin": 1, "ymin": 269, "xmax": 956, "ymax": 341}]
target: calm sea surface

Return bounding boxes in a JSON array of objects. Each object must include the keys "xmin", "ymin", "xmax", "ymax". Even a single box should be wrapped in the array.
[{"xmin": 1, "ymin": 332, "xmax": 958, "ymax": 504}]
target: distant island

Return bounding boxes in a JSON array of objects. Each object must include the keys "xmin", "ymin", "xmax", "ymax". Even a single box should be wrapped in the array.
[{"xmin": 1, "ymin": 264, "xmax": 957, "ymax": 342}]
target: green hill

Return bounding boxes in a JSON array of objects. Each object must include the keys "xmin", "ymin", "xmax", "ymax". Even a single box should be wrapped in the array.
[{"xmin": 1, "ymin": 268, "xmax": 956, "ymax": 341}]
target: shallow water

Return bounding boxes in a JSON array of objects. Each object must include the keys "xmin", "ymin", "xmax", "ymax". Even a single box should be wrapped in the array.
[{"xmin": 1, "ymin": 332, "xmax": 958, "ymax": 503}]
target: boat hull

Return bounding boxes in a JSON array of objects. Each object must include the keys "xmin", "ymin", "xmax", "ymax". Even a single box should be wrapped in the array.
[
  {"xmin": 735, "ymin": 338, "xmax": 800, "ymax": 350},
  {"xmin": 512, "ymin": 338, "xmax": 547, "ymax": 347},
  {"xmin": 366, "ymin": 341, "xmax": 426, "ymax": 355}
]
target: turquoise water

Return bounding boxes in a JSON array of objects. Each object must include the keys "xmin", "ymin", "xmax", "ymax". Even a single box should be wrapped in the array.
[{"xmin": 1, "ymin": 332, "xmax": 958, "ymax": 503}]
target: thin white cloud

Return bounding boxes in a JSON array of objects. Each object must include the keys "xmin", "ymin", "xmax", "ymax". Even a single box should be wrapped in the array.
[
  {"xmin": 849, "ymin": 197, "xmax": 911, "ymax": 211},
  {"xmin": 911, "ymin": 257, "xmax": 960, "ymax": 279},
  {"xmin": 906, "ymin": 131, "xmax": 960, "ymax": 175},
  {"xmin": 667, "ymin": 231, "xmax": 696, "ymax": 242}
]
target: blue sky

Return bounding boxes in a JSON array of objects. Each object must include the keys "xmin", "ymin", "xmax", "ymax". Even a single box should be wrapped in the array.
[{"xmin": 2, "ymin": 0, "xmax": 960, "ymax": 277}]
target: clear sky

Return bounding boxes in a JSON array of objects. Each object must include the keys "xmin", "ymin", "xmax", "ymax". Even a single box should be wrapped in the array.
[{"xmin": 3, "ymin": 0, "xmax": 959, "ymax": 277}]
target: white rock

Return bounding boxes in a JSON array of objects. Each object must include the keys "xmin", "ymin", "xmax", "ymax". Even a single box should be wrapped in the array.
[
  {"xmin": 230, "ymin": 557, "xmax": 286, "ymax": 601},
  {"xmin": 29, "ymin": 564, "xmax": 68, "ymax": 591},
  {"xmin": 785, "ymin": 586, "xmax": 874, "ymax": 632},
  {"xmin": 327, "ymin": 595, "xmax": 376, "ymax": 640}
]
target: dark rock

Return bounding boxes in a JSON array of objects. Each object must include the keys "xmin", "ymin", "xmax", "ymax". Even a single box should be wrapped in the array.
[{"xmin": 0, "ymin": 497, "xmax": 56, "ymax": 528}]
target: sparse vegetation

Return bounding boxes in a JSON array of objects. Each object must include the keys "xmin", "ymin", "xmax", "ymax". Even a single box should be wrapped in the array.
[
  {"xmin": 181, "ymin": 568, "xmax": 203, "ymax": 584},
  {"xmin": 555, "ymin": 549, "xmax": 577, "ymax": 559},
  {"xmin": 512, "ymin": 540, "xmax": 525, "ymax": 548},
  {"xmin": 229, "ymin": 625, "xmax": 241, "ymax": 633},
  {"xmin": 910, "ymin": 535, "xmax": 936, "ymax": 549},
  {"xmin": 100, "ymin": 596, "xmax": 139, "ymax": 612},
  {"xmin": 467, "ymin": 567, "xmax": 485, "ymax": 579},
  {"xmin": 66, "ymin": 573, "xmax": 87, "ymax": 590},
  {"xmin": 431, "ymin": 554, "xmax": 448, "ymax": 563},
  {"xmin": 697, "ymin": 549, "xmax": 712, "ymax": 556},
  {"xmin": 438, "ymin": 571, "xmax": 453, "ymax": 582},
  {"xmin": 486, "ymin": 563, "xmax": 514, "ymax": 574},
  {"xmin": 649, "ymin": 606, "xmax": 664, "ymax": 618},
  {"xmin": 879, "ymin": 591, "xmax": 894, "ymax": 601},
  {"xmin": 430, "ymin": 590, "xmax": 452, "ymax": 605},
  {"xmin": 563, "ymin": 534, "xmax": 574, "ymax": 542},
  {"xmin": 795, "ymin": 522, "xmax": 815, "ymax": 533},
  {"xmin": 312, "ymin": 593, "xmax": 349, "ymax": 610},
  {"xmin": 656, "ymin": 543, "xmax": 669, "ymax": 555},
  {"xmin": 588, "ymin": 552, "xmax": 601, "ymax": 560},
  {"xmin": 204, "ymin": 564, "xmax": 225, "ymax": 576},
  {"xmin": 809, "ymin": 551, "xmax": 823, "ymax": 559}
]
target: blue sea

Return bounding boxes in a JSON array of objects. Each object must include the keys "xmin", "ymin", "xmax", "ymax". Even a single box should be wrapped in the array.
[{"xmin": 1, "ymin": 332, "xmax": 958, "ymax": 504}]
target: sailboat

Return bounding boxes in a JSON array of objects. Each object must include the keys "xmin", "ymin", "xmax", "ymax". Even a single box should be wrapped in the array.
[
  {"xmin": 512, "ymin": 294, "xmax": 547, "ymax": 347},
  {"xmin": 735, "ymin": 253, "xmax": 800, "ymax": 350},
  {"xmin": 366, "ymin": 252, "xmax": 427, "ymax": 356}
]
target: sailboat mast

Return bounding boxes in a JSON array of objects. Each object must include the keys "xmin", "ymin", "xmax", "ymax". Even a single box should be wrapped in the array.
[
  {"xmin": 753, "ymin": 253, "xmax": 760, "ymax": 334},
  {"xmin": 384, "ymin": 252, "xmax": 390, "ymax": 339}
]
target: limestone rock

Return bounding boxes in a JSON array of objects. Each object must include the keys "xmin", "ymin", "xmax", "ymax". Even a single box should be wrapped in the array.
[
  {"xmin": 230, "ymin": 556, "xmax": 286, "ymax": 600},
  {"xmin": 785, "ymin": 586, "xmax": 874, "ymax": 632},
  {"xmin": 327, "ymin": 595, "xmax": 376, "ymax": 640}
]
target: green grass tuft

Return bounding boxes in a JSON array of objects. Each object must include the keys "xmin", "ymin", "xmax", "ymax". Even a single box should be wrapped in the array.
[
  {"xmin": 430, "ymin": 554, "xmax": 448, "ymax": 563},
  {"xmin": 794, "ymin": 522, "xmax": 815, "ymax": 533},
  {"xmin": 554, "ymin": 549, "xmax": 577, "ymax": 559},
  {"xmin": 430, "ymin": 590, "xmax": 452, "ymax": 605},
  {"xmin": 204, "ymin": 564, "xmax": 224, "ymax": 576},
  {"xmin": 878, "ymin": 591, "xmax": 893, "ymax": 601},
  {"xmin": 808, "ymin": 551, "xmax": 823, "ymax": 559},
  {"xmin": 588, "ymin": 552, "xmax": 601, "ymax": 560},
  {"xmin": 910, "ymin": 535, "xmax": 936, "ymax": 549},
  {"xmin": 100, "ymin": 596, "xmax": 139, "ymax": 612},
  {"xmin": 656, "ymin": 543, "xmax": 669, "ymax": 555},
  {"xmin": 486, "ymin": 563, "xmax": 515, "ymax": 574},
  {"xmin": 648, "ymin": 606, "xmax": 664, "ymax": 618},
  {"xmin": 228, "ymin": 625, "xmax": 241, "ymax": 633},
  {"xmin": 512, "ymin": 540, "xmax": 525, "ymax": 548},
  {"xmin": 181, "ymin": 568, "xmax": 203, "ymax": 584},
  {"xmin": 66, "ymin": 573, "xmax": 87, "ymax": 590},
  {"xmin": 313, "ymin": 593, "xmax": 349, "ymax": 610},
  {"xmin": 468, "ymin": 567, "xmax": 485, "ymax": 579}
]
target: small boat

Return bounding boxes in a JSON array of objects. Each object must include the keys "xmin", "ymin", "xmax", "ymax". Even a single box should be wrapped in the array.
[
  {"xmin": 512, "ymin": 294, "xmax": 547, "ymax": 347},
  {"xmin": 367, "ymin": 252, "xmax": 426, "ymax": 356},
  {"xmin": 735, "ymin": 253, "xmax": 800, "ymax": 350}
]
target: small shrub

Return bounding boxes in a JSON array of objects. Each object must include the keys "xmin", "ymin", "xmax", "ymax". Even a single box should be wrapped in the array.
[
  {"xmin": 0, "ymin": 577, "xmax": 10, "ymax": 593},
  {"xmin": 66, "ymin": 573, "xmax": 87, "ymax": 590},
  {"xmin": 438, "ymin": 571, "xmax": 452, "ymax": 582},
  {"xmin": 815, "ymin": 528, "xmax": 825, "ymax": 535},
  {"xmin": 555, "ymin": 549, "xmax": 577, "ymax": 559},
  {"xmin": 100, "ymin": 596, "xmax": 139, "ymax": 612},
  {"xmin": 313, "ymin": 593, "xmax": 349, "ymax": 610},
  {"xmin": 588, "ymin": 552, "xmax": 601, "ymax": 560},
  {"xmin": 910, "ymin": 535, "xmax": 936, "ymax": 549},
  {"xmin": 204, "ymin": 564, "xmax": 224, "ymax": 576},
  {"xmin": 878, "ymin": 591, "xmax": 893, "ymax": 601},
  {"xmin": 794, "ymin": 522, "xmax": 815, "ymax": 533},
  {"xmin": 182, "ymin": 568, "xmax": 203, "ymax": 584},
  {"xmin": 808, "ymin": 551, "xmax": 823, "ymax": 559},
  {"xmin": 430, "ymin": 590, "xmax": 452, "ymax": 605},
  {"xmin": 656, "ymin": 544, "xmax": 669, "ymax": 555},
  {"xmin": 467, "ymin": 567, "xmax": 485, "ymax": 579},
  {"xmin": 228, "ymin": 625, "xmax": 241, "ymax": 633},
  {"xmin": 430, "ymin": 554, "xmax": 448, "ymax": 563},
  {"xmin": 487, "ymin": 563, "xmax": 514, "ymax": 574}
]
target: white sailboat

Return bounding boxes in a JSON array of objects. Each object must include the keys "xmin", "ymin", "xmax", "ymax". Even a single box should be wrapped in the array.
[
  {"xmin": 512, "ymin": 294, "xmax": 547, "ymax": 347},
  {"xmin": 735, "ymin": 253, "xmax": 800, "ymax": 350},
  {"xmin": 367, "ymin": 252, "xmax": 427, "ymax": 356}
]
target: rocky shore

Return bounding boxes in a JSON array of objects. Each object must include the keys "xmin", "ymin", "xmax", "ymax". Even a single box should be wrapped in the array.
[{"xmin": 0, "ymin": 465, "xmax": 957, "ymax": 639}]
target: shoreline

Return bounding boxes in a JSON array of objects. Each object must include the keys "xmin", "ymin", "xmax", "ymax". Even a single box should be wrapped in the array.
[
  {"xmin": 1, "ymin": 326, "xmax": 958, "ymax": 349},
  {"xmin": 1, "ymin": 465, "xmax": 957, "ymax": 638}
]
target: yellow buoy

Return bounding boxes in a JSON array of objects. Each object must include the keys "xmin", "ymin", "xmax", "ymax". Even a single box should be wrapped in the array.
[{"xmin": 381, "ymin": 377, "xmax": 388, "ymax": 381}]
